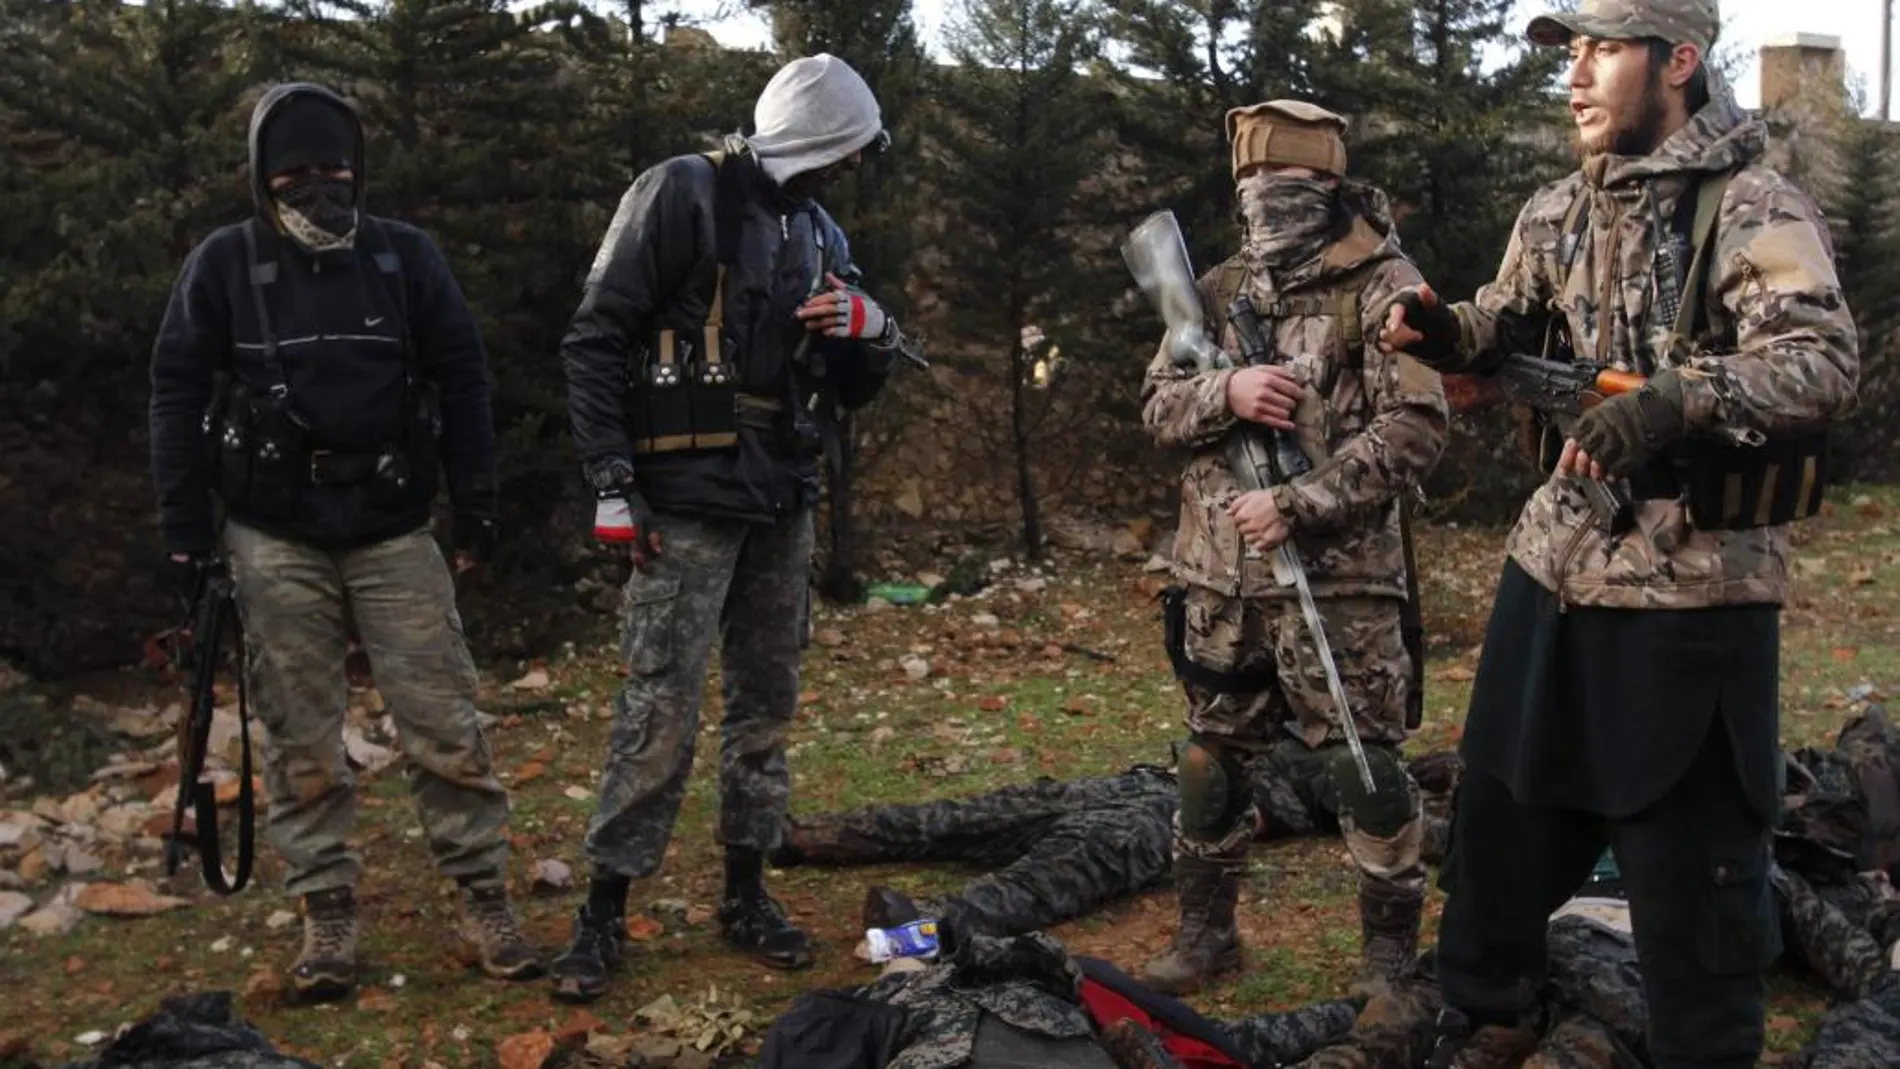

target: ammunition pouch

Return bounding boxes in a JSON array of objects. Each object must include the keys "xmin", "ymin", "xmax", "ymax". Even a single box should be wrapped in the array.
[
  {"xmin": 212, "ymin": 217, "xmax": 441, "ymax": 522},
  {"xmin": 1631, "ymin": 432, "xmax": 1830, "ymax": 530},
  {"xmin": 1160, "ymin": 584, "xmax": 1277, "ymax": 694},
  {"xmin": 628, "ymin": 258, "xmax": 752, "ymax": 457},
  {"xmin": 203, "ymin": 372, "xmax": 441, "ymax": 521}
]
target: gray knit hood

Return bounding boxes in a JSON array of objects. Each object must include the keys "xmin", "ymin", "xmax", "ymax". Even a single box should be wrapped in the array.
[{"xmin": 744, "ymin": 53, "xmax": 884, "ymax": 186}]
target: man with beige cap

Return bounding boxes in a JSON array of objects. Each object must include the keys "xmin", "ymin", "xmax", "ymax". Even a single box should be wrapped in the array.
[
  {"xmin": 1380, "ymin": 1, "xmax": 1859, "ymax": 1066},
  {"xmin": 1139, "ymin": 99, "xmax": 1448, "ymax": 996}
]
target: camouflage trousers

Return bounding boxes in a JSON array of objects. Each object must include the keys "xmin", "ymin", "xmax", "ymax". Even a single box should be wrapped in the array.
[
  {"xmin": 1173, "ymin": 587, "xmax": 1422, "ymax": 892},
  {"xmin": 783, "ymin": 770, "xmax": 1178, "ymax": 935},
  {"xmin": 222, "ymin": 520, "xmax": 510, "ymax": 898},
  {"xmin": 584, "ymin": 508, "xmax": 813, "ymax": 879},
  {"xmin": 1177, "ymin": 586, "xmax": 1411, "ymax": 750}
]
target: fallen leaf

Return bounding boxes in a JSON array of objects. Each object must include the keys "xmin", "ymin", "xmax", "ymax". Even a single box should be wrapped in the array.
[
  {"xmin": 514, "ymin": 762, "xmax": 546, "ymax": 786},
  {"xmin": 1851, "ymin": 566, "xmax": 1876, "ymax": 586},
  {"xmin": 357, "ymin": 988, "xmax": 398, "ymax": 1013},
  {"xmin": 1439, "ymin": 665, "xmax": 1476, "ymax": 683},
  {"xmin": 1063, "ymin": 696, "xmax": 1093, "ymax": 716},
  {"xmin": 553, "ymin": 1010, "xmax": 605, "ymax": 1048},
  {"xmin": 1833, "ymin": 647, "xmax": 1858, "ymax": 663},
  {"xmin": 508, "ymin": 669, "xmax": 552, "ymax": 692},
  {"xmin": 244, "ymin": 966, "xmax": 282, "ymax": 1003},
  {"xmin": 1766, "ymin": 1014, "xmax": 1800, "ymax": 1033},
  {"xmin": 979, "ymin": 695, "xmax": 1008, "ymax": 712},
  {"xmin": 626, "ymin": 914, "xmax": 664, "ymax": 942},
  {"xmin": 0, "ymin": 1031, "xmax": 25, "ymax": 1058},
  {"xmin": 497, "ymin": 1029, "xmax": 555, "ymax": 1069},
  {"xmin": 75, "ymin": 881, "xmax": 189, "ymax": 916},
  {"xmin": 798, "ymin": 690, "xmax": 821, "ymax": 706},
  {"xmin": 63, "ymin": 956, "xmax": 85, "ymax": 975}
]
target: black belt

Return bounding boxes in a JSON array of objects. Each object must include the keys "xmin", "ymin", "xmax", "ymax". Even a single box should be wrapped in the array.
[{"xmin": 309, "ymin": 449, "xmax": 388, "ymax": 485}]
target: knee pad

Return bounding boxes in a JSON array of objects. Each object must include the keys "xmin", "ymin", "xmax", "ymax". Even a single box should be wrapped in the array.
[
  {"xmin": 1178, "ymin": 737, "xmax": 1255, "ymax": 841},
  {"xmin": 1328, "ymin": 744, "xmax": 1418, "ymax": 838},
  {"xmin": 1330, "ymin": 746, "xmax": 1425, "ymax": 882}
]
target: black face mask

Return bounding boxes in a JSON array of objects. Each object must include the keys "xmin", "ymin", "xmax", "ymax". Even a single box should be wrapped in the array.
[{"xmin": 273, "ymin": 175, "xmax": 356, "ymax": 240}]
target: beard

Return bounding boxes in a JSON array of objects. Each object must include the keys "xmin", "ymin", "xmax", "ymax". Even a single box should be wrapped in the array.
[{"xmin": 1572, "ymin": 74, "xmax": 1672, "ymax": 160}]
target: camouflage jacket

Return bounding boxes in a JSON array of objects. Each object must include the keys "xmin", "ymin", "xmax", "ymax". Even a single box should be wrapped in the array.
[
  {"xmin": 1442, "ymin": 73, "xmax": 1858, "ymax": 610},
  {"xmin": 1141, "ymin": 196, "xmax": 1449, "ymax": 601}
]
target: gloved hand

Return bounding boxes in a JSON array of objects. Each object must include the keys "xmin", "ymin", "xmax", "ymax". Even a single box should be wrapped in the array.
[
  {"xmin": 796, "ymin": 272, "xmax": 896, "ymax": 346},
  {"xmin": 587, "ymin": 458, "xmax": 662, "ymax": 572},
  {"xmin": 1567, "ymin": 370, "xmax": 1687, "ymax": 479},
  {"xmin": 1377, "ymin": 283, "xmax": 1461, "ymax": 370},
  {"xmin": 452, "ymin": 512, "xmax": 498, "ymax": 573}
]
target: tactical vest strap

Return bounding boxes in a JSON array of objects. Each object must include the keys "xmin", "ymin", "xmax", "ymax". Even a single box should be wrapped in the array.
[
  {"xmin": 1160, "ymin": 585, "xmax": 1278, "ymax": 695},
  {"xmin": 1667, "ymin": 171, "xmax": 1731, "ymax": 353}
]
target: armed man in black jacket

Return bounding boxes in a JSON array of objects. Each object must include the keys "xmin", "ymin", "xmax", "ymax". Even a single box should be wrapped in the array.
[
  {"xmin": 148, "ymin": 83, "xmax": 536, "ymax": 1003},
  {"xmin": 552, "ymin": 53, "xmax": 908, "ymax": 1000}
]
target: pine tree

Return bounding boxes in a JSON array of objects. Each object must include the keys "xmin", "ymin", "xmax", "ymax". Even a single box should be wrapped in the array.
[
  {"xmin": 0, "ymin": 0, "xmax": 264, "ymax": 407},
  {"xmin": 1096, "ymin": 0, "xmax": 1334, "ymax": 268},
  {"xmin": 1318, "ymin": 0, "xmax": 1569, "ymax": 299},
  {"xmin": 925, "ymin": 0, "xmax": 1113, "ymax": 559}
]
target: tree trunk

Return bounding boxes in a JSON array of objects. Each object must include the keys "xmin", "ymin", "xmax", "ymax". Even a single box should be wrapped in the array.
[{"xmin": 1010, "ymin": 340, "xmax": 1042, "ymax": 560}]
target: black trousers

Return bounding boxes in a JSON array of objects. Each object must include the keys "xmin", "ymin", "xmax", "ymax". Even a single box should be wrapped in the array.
[{"xmin": 1436, "ymin": 719, "xmax": 1781, "ymax": 1069}]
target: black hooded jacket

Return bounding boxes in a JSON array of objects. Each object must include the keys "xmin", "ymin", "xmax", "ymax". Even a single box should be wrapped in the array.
[
  {"xmin": 562, "ymin": 136, "xmax": 897, "ymax": 524},
  {"xmin": 148, "ymin": 83, "xmax": 498, "ymax": 554}
]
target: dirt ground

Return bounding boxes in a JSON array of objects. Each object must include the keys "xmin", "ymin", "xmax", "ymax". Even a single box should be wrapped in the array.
[{"xmin": 5, "ymin": 484, "xmax": 1900, "ymax": 1067}]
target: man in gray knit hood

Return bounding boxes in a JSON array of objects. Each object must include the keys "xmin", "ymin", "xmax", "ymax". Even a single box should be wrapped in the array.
[{"xmin": 554, "ymin": 53, "xmax": 908, "ymax": 1001}]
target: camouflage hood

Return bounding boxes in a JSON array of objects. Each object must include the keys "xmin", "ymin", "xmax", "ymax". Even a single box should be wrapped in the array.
[{"xmin": 1586, "ymin": 64, "xmax": 1765, "ymax": 188}]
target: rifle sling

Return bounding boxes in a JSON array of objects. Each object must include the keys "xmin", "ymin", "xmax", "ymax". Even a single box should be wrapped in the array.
[{"xmin": 169, "ymin": 580, "xmax": 255, "ymax": 895}]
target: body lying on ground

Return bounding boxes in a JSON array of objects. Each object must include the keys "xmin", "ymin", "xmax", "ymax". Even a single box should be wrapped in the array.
[{"xmin": 771, "ymin": 747, "xmax": 1460, "ymax": 939}]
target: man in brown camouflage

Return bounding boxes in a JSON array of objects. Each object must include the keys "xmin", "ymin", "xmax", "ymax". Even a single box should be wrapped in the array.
[
  {"xmin": 1379, "ymin": 1, "xmax": 1859, "ymax": 1066},
  {"xmin": 1138, "ymin": 99, "xmax": 1449, "ymax": 996}
]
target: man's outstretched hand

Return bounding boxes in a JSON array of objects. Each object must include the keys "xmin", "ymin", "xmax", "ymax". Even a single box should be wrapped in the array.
[{"xmin": 1378, "ymin": 283, "xmax": 1460, "ymax": 369}]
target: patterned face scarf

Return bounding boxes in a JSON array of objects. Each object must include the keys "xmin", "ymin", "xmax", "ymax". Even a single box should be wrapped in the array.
[
  {"xmin": 1238, "ymin": 172, "xmax": 1339, "ymax": 279},
  {"xmin": 273, "ymin": 174, "xmax": 357, "ymax": 251}
]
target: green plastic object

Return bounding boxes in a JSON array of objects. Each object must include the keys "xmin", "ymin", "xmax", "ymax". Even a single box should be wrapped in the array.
[{"xmin": 866, "ymin": 582, "xmax": 932, "ymax": 606}]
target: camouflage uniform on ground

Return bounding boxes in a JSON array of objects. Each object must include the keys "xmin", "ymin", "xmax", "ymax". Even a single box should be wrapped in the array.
[
  {"xmin": 1139, "ymin": 98, "xmax": 1448, "ymax": 995},
  {"xmin": 1383, "ymin": 4, "xmax": 1860, "ymax": 1066},
  {"xmin": 775, "ymin": 751, "xmax": 1457, "ymax": 939}
]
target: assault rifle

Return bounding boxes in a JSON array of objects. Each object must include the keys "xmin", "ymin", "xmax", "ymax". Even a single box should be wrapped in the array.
[
  {"xmin": 1491, "ymin": 354, "xmax": 1647, "ymax": 536},
  {"xmin": 165, "ymin": 555, "xmax": 255, "ymax": 894}
]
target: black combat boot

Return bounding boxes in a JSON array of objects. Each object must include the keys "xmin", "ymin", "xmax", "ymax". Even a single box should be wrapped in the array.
[
  {"xmin": 1139, "ymin": 853, "xmax": 1243, "ymax": 995},
  {"xmin": 549, "ymin": 874, "xmax": 630, "ymax": 1003},
  {"xmin": 720, "ymin": 847, "xmax": 813, "ymax": 970}
]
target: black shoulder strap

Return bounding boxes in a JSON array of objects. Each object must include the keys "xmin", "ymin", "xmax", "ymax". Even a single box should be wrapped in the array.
[
  {"xmin": 354, "ymin": 216, "xmax": 419, "ymax": 378},
  {"xmin": 241, "ymin": 219, "xmax": 286, "ymax": 397}
]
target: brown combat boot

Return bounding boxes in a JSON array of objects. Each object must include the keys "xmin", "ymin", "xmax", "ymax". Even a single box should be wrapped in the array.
[
  {"xmin": 458, "ymin": 882, "xmax": 544, "ymax": 980},
  {"xmin": 1100, "ymin": 1019, "xmax": 1186, "ymax": 1069},
  {"xmin": 292, "ymin": 886, "xmax": 358, "ymax": 1003},
  {"xmin": 1140, "ymin": 854, "xmax": 1242, "ymax": 995},
  {"xmin": 1352, "ymin": 877, "xmax": 1424, "ymax": 995}
]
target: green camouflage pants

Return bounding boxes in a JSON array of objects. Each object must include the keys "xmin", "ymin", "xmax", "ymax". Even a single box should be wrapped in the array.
[
  {"xmin": 222, "ymin": 520, "xmax": 510, "ymax": 898},
  {"xmin": 584, "ymin": 508, "xmax": 813, "ymax": 879}
]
